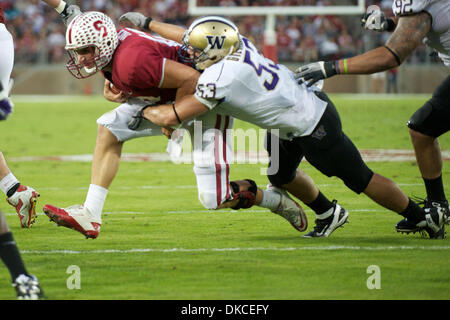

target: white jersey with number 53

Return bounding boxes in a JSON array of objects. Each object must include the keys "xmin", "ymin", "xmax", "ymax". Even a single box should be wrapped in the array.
[
  {"xmin": 194, "ymin": 38, "xmax": 327, "ymax": 140},
  {"xmin": 392, "ymin": 0, "xmax": 450, "ymax": 68}
]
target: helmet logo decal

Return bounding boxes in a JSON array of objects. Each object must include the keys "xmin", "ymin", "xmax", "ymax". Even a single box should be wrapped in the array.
[
  {"xmin": 93, "ymin": 20, "xmax": 108, "ymax": 38},
  {"xmin": 206, "ymin": 35, "xmax": 226, "ymax": 49}
]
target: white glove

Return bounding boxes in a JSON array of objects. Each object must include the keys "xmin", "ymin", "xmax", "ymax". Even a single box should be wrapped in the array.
[
  {"xmin": 119, "ymin": 12, "xmax": 152, "ymax": 31},
  {"xmin": 361, "ymin": 10, "xmax": 388, "ymax": 32}
]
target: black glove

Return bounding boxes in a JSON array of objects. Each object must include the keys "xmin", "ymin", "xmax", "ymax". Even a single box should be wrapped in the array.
[
  {"xmin": 294, "ymin": 61, "xmax": 338, "ymax": 87},
  {"xmin": 127, "ymin": 105, "xmax": 154, "ymax": 130}
]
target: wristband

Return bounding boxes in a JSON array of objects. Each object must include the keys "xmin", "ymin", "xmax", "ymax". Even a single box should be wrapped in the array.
[
  {"xmin": 386, "ymin": 18, "xmax": 396, "ymax": 32},
  {"xmin": 144, "ymin": 17, "xmax": 153, "ymax": 31}
]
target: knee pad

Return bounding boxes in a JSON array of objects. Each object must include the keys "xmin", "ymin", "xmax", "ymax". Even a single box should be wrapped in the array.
[{"xmin": 229, "ymin": 179, "xmax": 257, "ymax": 210}]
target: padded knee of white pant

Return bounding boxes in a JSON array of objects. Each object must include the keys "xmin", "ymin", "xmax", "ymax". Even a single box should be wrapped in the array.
[
  {"xmin": 96, "ymin": 104, "xmax": 162, "ymax": 142},
  {"xmin": 198, "ymin": 191, "xmax": 220, "ymax": 210}
]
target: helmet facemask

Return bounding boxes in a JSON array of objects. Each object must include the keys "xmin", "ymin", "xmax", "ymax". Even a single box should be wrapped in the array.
[
  {"xmin": 65, "ymin": 11, "xmax": 118, "ymax": 79},
  {"xmin": 66, "ymin": 45, "xmax": 105, "ymax": 79}
]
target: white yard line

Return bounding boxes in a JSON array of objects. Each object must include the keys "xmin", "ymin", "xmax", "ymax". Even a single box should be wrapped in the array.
[
  {"xmin": 7, "ymin": 150, "xmax": 450, "ymax": 163},
  {"xmin": 20, "ymin": 245, "xmax": 450, "ymax": 255}
]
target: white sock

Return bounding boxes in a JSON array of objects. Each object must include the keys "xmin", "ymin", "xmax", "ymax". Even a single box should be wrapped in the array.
[
  {"xmin": 0, "ymin": 172, "xmax": 19, "ymax": 196},
  {"xmin": 84, "ymin": 184, "xmax": 108, "ymax": 221},
  {"xmin": 259, "ymin": 190, "xmax": 282, "ymax": 211}
]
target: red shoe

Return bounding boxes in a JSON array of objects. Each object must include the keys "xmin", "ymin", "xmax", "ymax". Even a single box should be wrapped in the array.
[
  {"xmin": 7, "ymin": 185, "xmax": 40, "ymax": 228},
  {"xmin": 43, "ymin": 204, "xmax": 101, "ymax": 239}
]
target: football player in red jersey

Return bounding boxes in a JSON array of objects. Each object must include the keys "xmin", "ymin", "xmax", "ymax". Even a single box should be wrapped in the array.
[
  {"xmin": 43, "ymin": 11, "xmax": 199, "ymax": 239},
  {"xmin": 43, "ymin": 11, "xmax": 308, "ymax": 239}
]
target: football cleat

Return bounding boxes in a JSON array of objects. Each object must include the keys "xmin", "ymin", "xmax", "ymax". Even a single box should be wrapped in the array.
[
  {"xmin": 6, "ymin": 185, "xmax": 40, "ymax": 228},
  {"xmin": 395, "ymin": 206, "xmax": 445, "ymax": 239},
  {"xmin": 12, "ymin": 274, "xmax": 44, "ymax": 300},
  {"xmin": 267, "ymin": 185, "xmax": 308, "ymax": 232},
  {"xmin": 423, "ymin": 198, "xmax": 450, "ymax": 225},
  {"xmin": 43, "ymin": 204, "xmax": 101, "ymax": 239},
  {"xmin": 303, "ymin": 200, "xmax": 349, "ymax": 238}
]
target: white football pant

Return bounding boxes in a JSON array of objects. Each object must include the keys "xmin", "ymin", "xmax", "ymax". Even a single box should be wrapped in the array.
[{"xmin": 97, "ymin": 100, "xmax": 234, "ymax": 209}]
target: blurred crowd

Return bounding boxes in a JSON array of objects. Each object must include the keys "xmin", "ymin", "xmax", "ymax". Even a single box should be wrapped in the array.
[{"xmin": 1, "ymin": 0, "xmax": 434, "ymax": 65}]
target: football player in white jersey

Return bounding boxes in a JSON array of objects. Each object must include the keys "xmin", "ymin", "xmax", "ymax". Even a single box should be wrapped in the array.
[
  {"xmin": 38, "ymin": 8, "xmax": 306, "ymax": 240},
  {"xmin": 119, "ymin": 14, "xmax": 445, "ymax": 238},
  {"xmin": 296, "ymin": 0, "xmax": 450, "ymax": 236}
]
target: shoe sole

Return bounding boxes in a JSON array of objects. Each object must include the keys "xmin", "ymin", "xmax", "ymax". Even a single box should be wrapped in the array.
[
  {"xmin": 26, "ymin": 194, "xmax": 39, "ymax": 228},
  {"xmin": 43, "ymin": 206, "xmax": 98, "ymax": 239},
  {"xmin": 290, "ymin": 202, "xmax": 308, "ymax": 232},
  {"xmin": 269, "ymin": 187, "xmax": 308, "ymax": 232},
  {"xmin": 16, "ymin": 192, "xmax": 40, "ymax": 228}
]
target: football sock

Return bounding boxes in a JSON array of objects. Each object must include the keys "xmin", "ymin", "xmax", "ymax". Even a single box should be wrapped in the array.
[
  {"xmin": 400, "ymin": 198, "xmax": 424, "ymax": 221},
  {"xmin": 0, "ymin": 232, "xmax": 28, "ymax": 281},
  {"xmin": 84, "ymin": 184, "xmax": 108, "ymax": 221},
  {"xmin": 305, "ymin": 191, "xmax": 334, "ymax": 216},
  {"xmin": 260, "ymin": 190, "xmax": 282, "ymax": 211},
  {"xmin": 423, "ymin": 175, "xmax": 447, "ymax": 202},
  {"xmin": 0, "ymin": 173, "xmax": 20, "ymax": 197}
]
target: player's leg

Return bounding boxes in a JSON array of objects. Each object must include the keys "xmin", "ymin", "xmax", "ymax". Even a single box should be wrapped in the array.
[
  {"xmin": 0, "ymin": 151, "xmax": 40, "ymax": 228},
  {"xmin": 265, "ymin": 132, "xmax": 339, "ymax": 236},
  {"xmin": 193, "ymin": 114, "xmax": 234, "ymax": 209},
  {"xmin": 407, "ymin": 75, "xmax": 450, "ymax": 222},
  {"xmin": 43, "ymin": 100, "xmax": 164, "ymax": 238},
  {"xmin": 0, "ymin": 211, "xmax": 44, "ymax": 299},
  {"xmin": 192, "ymin": 113, "xmax": 307, "ymax": 231},
  {"xmin": 0, "ymin": 23, "xmax": 14, "ymax": 121},
  {"xmin": 302, "ymin": 91, "xmax": 444, "ymax": 238},
  {"xmin": 0, "ymin": 22, "xmax": 13, "ymax": 100}
]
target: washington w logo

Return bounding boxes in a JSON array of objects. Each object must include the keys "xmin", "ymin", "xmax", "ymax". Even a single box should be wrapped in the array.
[{"xmin": 206, "ymin": 35, "xmax": 226, "ymax": 49}]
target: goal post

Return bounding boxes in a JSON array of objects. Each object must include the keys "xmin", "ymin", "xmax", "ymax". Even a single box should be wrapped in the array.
[{"xmin": 187, "ymin": 0, "xmax": 366, "ymax": 62}]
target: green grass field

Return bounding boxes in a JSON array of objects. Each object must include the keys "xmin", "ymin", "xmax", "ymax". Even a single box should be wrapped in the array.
[{"xmin": 0, "ymin": 94, "xmax": 449, "ymax": 300}]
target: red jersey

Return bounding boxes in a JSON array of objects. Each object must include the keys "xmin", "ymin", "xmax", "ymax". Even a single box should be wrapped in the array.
[
  {"xmin": 0, "ymin": 6, "xmax": 5, "ymax": 25},
  {"xmin": 104, "ymin": 28, "xmax": 186, "ymax": 104}
]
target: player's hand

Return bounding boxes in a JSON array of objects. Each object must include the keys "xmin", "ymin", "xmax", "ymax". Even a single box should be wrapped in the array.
[
  {"xmin": 0, "ymin": 81, "xmax": 14, "ymax": 120},
  {"xmin": 361, "ymin": 10, "xmax": 388, "ymax": 32},
  {"xmin": 60, "ymin": 4, "xmax": 82, "ymax": 26},
  {"xmin": 103, "ymin": 80, "xmax": 129, "ymax": 103},
  {"xmin": 0, "ymin": 99, "xmax": 13, "ymax": 121},
  {"xmin": 295, "ymin": 61, "xmax": 337, "ymax": 87},
  {"xmin": 119, "ymin": 12, "xmax": 152, "ymax": 31}
]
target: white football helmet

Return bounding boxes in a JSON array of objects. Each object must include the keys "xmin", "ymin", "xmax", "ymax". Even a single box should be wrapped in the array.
[
  {"xmin": 65, "ymin": 11, "xmax": 118, "ymax": 79},
  {"xmin": 180, "ymin": 16, "xmax": 240, "ymax": 70}
]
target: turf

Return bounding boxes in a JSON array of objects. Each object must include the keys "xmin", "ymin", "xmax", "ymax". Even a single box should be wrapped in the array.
[{"xmin": 0, "ymin": 95, "xmax": 448, "ymax": 300}]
